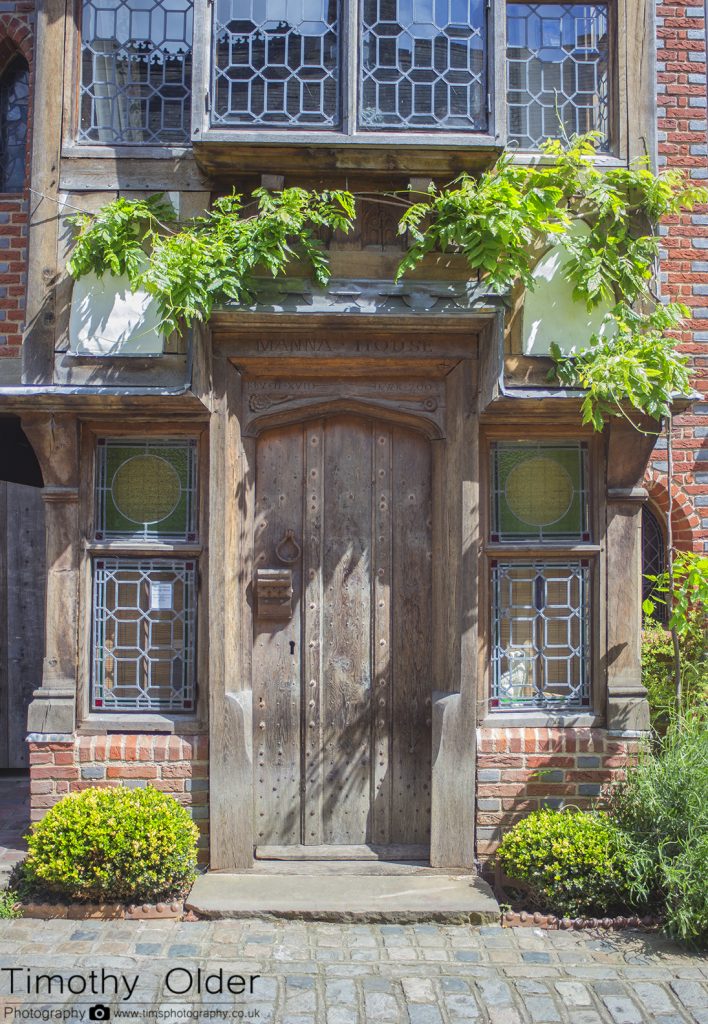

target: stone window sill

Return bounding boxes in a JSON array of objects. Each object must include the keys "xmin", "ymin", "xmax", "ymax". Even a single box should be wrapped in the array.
[
  {"xmin": 480, "ymin": 712, "xmax": 603, "ymax": 729},
  {"xmin": 77, "ymin": 714, "xmax": 205, "ymax": 735}
]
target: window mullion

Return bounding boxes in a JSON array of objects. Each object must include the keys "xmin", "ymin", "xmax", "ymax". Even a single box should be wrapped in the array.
[{"xmin": 345, "ymin": 0, "xmax": 359, "ymax": 135}]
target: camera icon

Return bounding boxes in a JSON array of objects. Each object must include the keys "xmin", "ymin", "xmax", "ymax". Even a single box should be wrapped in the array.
[{"xmin": 89, "ymin": 1006, "xmax": 111, "ymax": 1021}]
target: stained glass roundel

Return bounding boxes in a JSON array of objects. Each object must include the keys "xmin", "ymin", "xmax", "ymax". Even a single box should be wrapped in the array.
[
  {"xmin": 111, "ymin": 455, "xmax": 181, "ymax": 525},
  {"xmin": 504, "ymin": 456, "xmax": 574, "ymax": 527}
]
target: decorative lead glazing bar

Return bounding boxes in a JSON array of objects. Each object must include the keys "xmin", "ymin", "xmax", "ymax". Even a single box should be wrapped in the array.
[
  {"xmin": 212, "ymin": 0, "xmax": 340, "ymax": 127},
  {"xmin": 491, "ymin": 560, "xmax": 590, "ymax": 710},
  {"xmin": 92, "ymin": 558, "xmax": 197, "ymax": 712},
  {"xmin": 506, "ymin": 2, "xmax": 609, "ymax": 149},
  {"xmin": 80, "ymin": 0, "xmax": 194, "ymax": 145},
  {"xmin": 360, "ymin": 0, "xmax": 487, "ymax": 131}
]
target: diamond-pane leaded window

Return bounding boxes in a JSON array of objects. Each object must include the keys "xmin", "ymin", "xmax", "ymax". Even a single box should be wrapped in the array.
[
  {"xmin": 92, "ymin": 558, "xmax": 196, "ymax": 711},
  {"xmin": 80, "ymin": 0, "xmax": 194, "ymax": 144},
  {"xmin": 492, "ymin": 560, "xmax": 590, "ymax": 709},
  {"xmin": 491, "ymin": 442, "xmax": 588, "ymax": 542},
  {"xmin": 506, "ymin": 2, "xmax": 609, "ymax": 149},
  {"xmin": 212, "ymin": 0, "xmax": 340, "ymax": 127},
  {"xmin": 96, "ymin": 439, "xmax": 198, "ymax": 541},
  {"xmin": 360, "ymin": 0, "xmax": 487, "ymax": 131}
]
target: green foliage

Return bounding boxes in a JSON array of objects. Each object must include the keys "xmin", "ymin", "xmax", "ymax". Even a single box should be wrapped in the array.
[
  {"xmin": 550, "ymin": 302, "xmax": 692, "ymax": 430},
  {"xmin": 396, "ymin": 151, "xmax": 569, "ymax": 291},
  {"xmin": 68, "ymin": 187, "xmax": 355, "ymax": 336},
  {"xmin": 64, "ymin": 133, "xmax": 706, "ymax": 420},
  {"xmin": 395, "ymin": 132, "xmax": 707, "ymax": 308},
  {"xmin": 604, "ymin": 712, "xmax": 708, "ymax": 947},
  {"xmin": 67, "ymin": 194, "xmax": 176, "ymax": 286},
  {"xmin": 495, "ymin": 808, "xmax": 637, "ymax": 917},
  {"xmin": 0, "ymin": 889, "xmax": 21, "ymax": 919},
  {"xmin": 391, "ymin": 132, "xmax": 704, "ymax": 428},
  {"xmin": 23, "ymin": 786, "xmax": 199, "ymax": 903},
  {"xmin": 642, "ymin": 614, "xmax": 708, "ymax": 731},
  {"xmin": 644, "ymin": 551, "xmax": 708, "ymax": 636}
]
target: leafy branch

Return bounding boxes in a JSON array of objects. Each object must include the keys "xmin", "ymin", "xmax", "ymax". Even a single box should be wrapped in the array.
[
  {"xmin": 644, "ymin": 552, "xmax": 708, "ymax": 638},
  {"xmin": 67, "ymin": 187, "xmax": 356, "ymax": 335},
  {"xmin": 550, "ymin": 302, "xmax": 692, "ymax": 431}
]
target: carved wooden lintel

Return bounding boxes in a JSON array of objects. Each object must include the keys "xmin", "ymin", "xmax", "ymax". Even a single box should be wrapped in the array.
[{"xmin": 242, "ymin": 378, "xmax": 446, "ymax": 437}]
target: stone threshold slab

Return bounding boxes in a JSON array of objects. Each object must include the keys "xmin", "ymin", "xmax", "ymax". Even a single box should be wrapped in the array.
[{"xmin": 186, "ymin": 868, "xmax": 500, "ymax": 923}]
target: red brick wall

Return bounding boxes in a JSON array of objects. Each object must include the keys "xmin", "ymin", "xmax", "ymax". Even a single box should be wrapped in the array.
[
  {"xmin": 475, "ymin": 728, "xmax": 640, "ymax": 865},
  {"xmin": 654, "ymin": 0, "xmax": 708, "ymax": 550},
  {"xmin": 0, "ymin": 4, "xmax": 34, "ymax": 361},
  {"xmin": 28, "ymin": 735, "xmax": 210, "ymax": 862}
]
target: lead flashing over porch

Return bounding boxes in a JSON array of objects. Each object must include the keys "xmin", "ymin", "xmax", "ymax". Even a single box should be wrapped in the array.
[{"xmin": 211, "ymin": 278, "xmax": 506, "ymax": 323}]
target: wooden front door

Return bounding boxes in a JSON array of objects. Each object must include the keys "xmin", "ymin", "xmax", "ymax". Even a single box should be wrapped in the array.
[{"xmin": 252, "ymin": 414, "xmax": 433, "ymax": 856}]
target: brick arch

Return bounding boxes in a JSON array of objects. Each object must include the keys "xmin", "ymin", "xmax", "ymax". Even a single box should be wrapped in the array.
[
  {"xmin": 643, "ymin": 468, "xmax": 702, "ymax": 553},
  {"xmin": 0, "ymin": 16, "xmax": 33, "ymax": 70}
]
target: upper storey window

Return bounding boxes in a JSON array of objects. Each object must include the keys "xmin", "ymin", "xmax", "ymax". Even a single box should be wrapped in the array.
[
  {"xmin": 0, "ymin": 56, "xmax": 29, "ymax": 192},
  {"xmin": 506, "ymin": 2, "xmax": 609, "ymax": 149},
  {"xmin": 211, "ymin": 0, "xmax": 489, "ymax": 133},
  {"xmin": 212, "ymin": 0, "xmax": 340, "ymax": 127},
  {"xmin": 360, "ymin": 0, "xmax": 487, "ymax": 131},
  {"xmin": 80, "ymin": 0, "xmax": 194, "ymax": 145}
]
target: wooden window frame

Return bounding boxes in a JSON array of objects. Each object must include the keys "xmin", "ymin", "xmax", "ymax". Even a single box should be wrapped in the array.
[
  {"xmin": 77, "ymin": 422, "xmax": 209, "ymax": 734},
  {"xmin": 479, "ymin": 425, "xmax": 606, "ymax": 725},
  {"xmin": 59, "ymin": 0, "xmax": 653, "ymax": 177}
]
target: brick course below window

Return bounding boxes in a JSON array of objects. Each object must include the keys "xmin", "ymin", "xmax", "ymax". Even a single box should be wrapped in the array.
[
  {"xmin": 475, "ymin": 727, "xmax": 640, "ymax": 866},
  {"xmin": 28, "ymin": 734, "xmax": 209, "ymax": 862}
]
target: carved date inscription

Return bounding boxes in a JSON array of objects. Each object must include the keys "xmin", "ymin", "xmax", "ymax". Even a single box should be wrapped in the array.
[{"xmin": 254, "ymin": 338, "xmax": 434, "ymax": 354}]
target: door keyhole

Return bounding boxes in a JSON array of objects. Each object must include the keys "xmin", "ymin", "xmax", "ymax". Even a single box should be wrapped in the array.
[{"xmin": 289, "ymin": 641, "xmax": 296, "ymax": 656}]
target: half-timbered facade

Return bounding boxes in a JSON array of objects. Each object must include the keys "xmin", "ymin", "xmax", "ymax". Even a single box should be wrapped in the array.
[{"xmin": 0, "ymin": 0, "xmax": 706, "ymax": 872}]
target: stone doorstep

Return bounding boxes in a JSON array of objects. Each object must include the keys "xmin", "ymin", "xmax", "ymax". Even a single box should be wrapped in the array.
[{"xmin": 186, "ymin": 867, "xmax": 500, "ymax": 924}]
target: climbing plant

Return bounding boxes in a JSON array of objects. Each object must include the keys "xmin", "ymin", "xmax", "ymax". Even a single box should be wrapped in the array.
[
  {"xmin": 67, "ymin": 188, "xmax": 357, "ymax": 336},
  {"xmin": 67, "ymin": 133, "xmax": 706, "ymax": 386}
]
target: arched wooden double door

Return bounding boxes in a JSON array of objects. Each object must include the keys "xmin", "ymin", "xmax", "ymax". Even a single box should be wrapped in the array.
[{"xmin": 252, "ymin": 414, "xmax": 433, "ymax": 858}]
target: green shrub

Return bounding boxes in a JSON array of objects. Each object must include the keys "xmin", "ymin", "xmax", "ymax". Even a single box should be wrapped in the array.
[
  {"xmin": 604, "ymin": 711, "xmax": 708, "ymax": 947},
  {"xmin": 23, "ymin": 786, "xmax": 199, "ymax": 903},
  {"xmin": 642, "ymin": 614, "xmax": 707, "ymax": 731},
  {"xmin": 0, "ymin": 889, "xmax": 21, "ymax": 919},
  {"xmin": 495, "ymin": 808, "xmax": 637, "ymax": 918}
]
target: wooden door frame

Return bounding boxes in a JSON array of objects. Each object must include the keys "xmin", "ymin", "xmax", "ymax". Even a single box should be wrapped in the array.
[{"xmin": 207, "ymin": 320, "xmax": 485, "ymax": 870}]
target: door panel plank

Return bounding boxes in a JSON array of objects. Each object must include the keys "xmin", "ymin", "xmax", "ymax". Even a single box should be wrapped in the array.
[
  {"xmin": 391, "ymin": 428, "xmax": 433, "ymax": 844},
  {"xmin": 372, "ymin": 427, "xmax": 393, "ymax": 846},
  {"xmin": 321, "ymin": 418, "xmax": 373, "ymax": 845},
  {"xmin": 253, "ymin": 426, "xmax": 304, "ymax": 846},
  {"xmin": 303, "ymin": 420, "xmax": 324, "ymax": 845}
]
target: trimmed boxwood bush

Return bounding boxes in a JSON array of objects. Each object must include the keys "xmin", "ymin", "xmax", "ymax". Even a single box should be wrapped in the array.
[
  {"xmin": 23, "ymin": 786, "xmax": 199, "ymax": 903},
  {"xmin": 496, "ymin": 808, "xmax": 637, "ymax": 918}
]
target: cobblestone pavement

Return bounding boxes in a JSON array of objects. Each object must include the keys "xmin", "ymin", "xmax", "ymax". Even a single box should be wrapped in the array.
[{"xmin": 1, "ymin": 918, "xmax": 707, "ymax": 1023}]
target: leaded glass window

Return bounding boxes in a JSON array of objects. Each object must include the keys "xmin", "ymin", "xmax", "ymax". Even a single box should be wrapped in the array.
[
  {"xmin": 506, "ymin": 2, "xmax": 609, "ymax": 149},
  {"xmin": 492, "ymin": 560, "xmax": 590, "ymax": 709},
  {"xmin": 491, "ymin": 442, "xmax": 589, "ymax": 542},
  {"xmin": 360, "ymin": 0, "xmax": 487, "ymax": 131},
  {"xmin": 80, "ymin": 0, "xmax": 194, "ymax": 144},
  {"xmin": 95, "ymin": 439, "xmax": 198, "ymax": 541},
  {"xmin": 92, "ymin": 558, "xmax": 196, "ymax": 711},
  {"xmin": 212, "ymin": 0, "xmax": 340, "ymax": 127},
  {"xmin": 642, "ymin": 504, "xmax": 667, "ymax": 624},
  {"xmin": 0, "ymin": 56, "xmax": 29, "ymax": 192}
]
